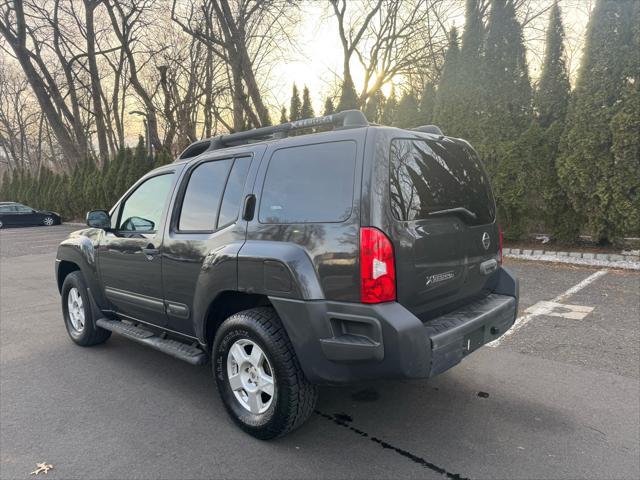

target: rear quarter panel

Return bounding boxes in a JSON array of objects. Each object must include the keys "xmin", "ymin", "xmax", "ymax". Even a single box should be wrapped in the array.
[{"xmin": 239, "ymin": 129, "xmax": 368, "ymax": 302}]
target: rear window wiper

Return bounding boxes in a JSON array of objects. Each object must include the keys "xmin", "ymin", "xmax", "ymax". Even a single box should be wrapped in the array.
[{"xmin": 428, "ymin": 207, "xmax": 477, "ymax": 221}]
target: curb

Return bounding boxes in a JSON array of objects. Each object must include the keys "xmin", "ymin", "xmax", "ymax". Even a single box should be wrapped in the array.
[{"xmin": 504, "ymin": 248, "xmax": 640, "ymax": 271}]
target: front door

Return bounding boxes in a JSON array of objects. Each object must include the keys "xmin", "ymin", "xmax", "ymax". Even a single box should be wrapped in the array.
[{"xmin": 98, "ymin": 171, "xmax": 177, "ymax": 326}]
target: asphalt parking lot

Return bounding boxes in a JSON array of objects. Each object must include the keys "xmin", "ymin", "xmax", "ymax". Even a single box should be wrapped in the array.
[{"xmin": 1, "ymin": 225, "xmax": 639, "ymax": 479}]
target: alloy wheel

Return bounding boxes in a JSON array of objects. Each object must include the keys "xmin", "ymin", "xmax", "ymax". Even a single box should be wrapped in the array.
[
  {"xmin": 226, "ymin": 338, "xmax": 275, "ymax": 414},
  {"xmin": 67, "ymin": 287, "xmax": 85, "ymax": 332}
]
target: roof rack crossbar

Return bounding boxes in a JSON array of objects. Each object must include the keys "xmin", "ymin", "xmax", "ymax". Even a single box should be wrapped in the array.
[{"xmin": 177, "ymin": 109, "xmax": 367, "ymax": 160}]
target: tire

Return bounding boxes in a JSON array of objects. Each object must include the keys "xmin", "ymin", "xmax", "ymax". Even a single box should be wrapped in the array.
[
  {"xmin": 61, "ymin": 271, "xmax": 111, "ymax": 346},
  {"xmin": 213, "ymin": 307, "xmax": 318, "ymax": 440},
  {"xmin": 43, "ymin": 216, "xmax": 55, "ymax": 226}
]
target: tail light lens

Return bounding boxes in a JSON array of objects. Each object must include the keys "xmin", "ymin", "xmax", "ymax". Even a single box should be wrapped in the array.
[
  {"xmin": 498, "ymin": 224, "xmax": 503, "ymax": 265},
  {"xmin": 360, "ymin": 227, "xmax": 396, "ymax": 303}
]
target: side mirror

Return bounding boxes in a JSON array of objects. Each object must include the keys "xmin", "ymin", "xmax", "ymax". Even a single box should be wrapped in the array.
[{"xmin": 86, "ymin": 210, "xmax": 111, "ymax": 229}]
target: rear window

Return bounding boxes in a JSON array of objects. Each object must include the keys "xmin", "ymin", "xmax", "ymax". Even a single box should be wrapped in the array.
[
  {"xmin": 389, "ymin": 138, "xmax": 495, "ymax": 225},
  {"xmin": 259, "ymin": 141, "xmax": 356, "ymax": 223}
]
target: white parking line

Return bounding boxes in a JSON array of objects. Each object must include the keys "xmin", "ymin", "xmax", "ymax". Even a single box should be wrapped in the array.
[
  {"xmin": 524, "ymin": 301, "xmax": 594, "ymax": 320},
  {"xmin": 488, "ymin": 269, "xmax": 608, "ymax": 347}
]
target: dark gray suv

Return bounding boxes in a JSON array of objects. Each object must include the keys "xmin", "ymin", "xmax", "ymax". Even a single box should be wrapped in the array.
[{"xmin": 55, "ymin": 110, "xmax": 518, "ymax": 439}]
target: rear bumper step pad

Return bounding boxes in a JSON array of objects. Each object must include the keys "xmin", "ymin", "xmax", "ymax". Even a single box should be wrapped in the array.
[
  {"xmin": 96, "ymin": 318, "xmax": 208, "ymax": 366},
  {"xmin": 424, "ymin": 293, "xmax": 517, "ymax": 376}
]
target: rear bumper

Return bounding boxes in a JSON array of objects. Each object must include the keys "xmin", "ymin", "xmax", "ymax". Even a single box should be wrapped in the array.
[{"xmin": 270, "ymin": 267, "xmax": 518, "ymax": 384}]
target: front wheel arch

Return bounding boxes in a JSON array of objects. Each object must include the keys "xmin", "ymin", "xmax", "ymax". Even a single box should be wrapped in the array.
[{"xmin": 57, "ymin": 260, "xmax": 80, "ymax": 293}]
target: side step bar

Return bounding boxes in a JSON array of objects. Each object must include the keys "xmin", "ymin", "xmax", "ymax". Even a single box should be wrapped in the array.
[{"xmin": 96, "ymin": 318, "xmax": 208, "ymax": 366}]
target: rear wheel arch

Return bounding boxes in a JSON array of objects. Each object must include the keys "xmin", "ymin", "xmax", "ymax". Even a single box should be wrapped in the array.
[{"xmin": 203, "ymin": 291, "xmax": 273, "ymax": 351}]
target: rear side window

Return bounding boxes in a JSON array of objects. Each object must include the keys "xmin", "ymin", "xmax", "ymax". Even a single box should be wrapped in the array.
[
  {"xmin": 389, "ymin": 138, "xmax": 495, "ymax": 225},
  {"xmin": 259, "ymin": 141, "xmax": 356, "ymax": 223},
  {"xmin": 218, "ymin": 156, "xmax": 252, "ymax": 228},
  {"xmin": 179, "ymin": 159, "xmax": 232, "ymax": 231}
]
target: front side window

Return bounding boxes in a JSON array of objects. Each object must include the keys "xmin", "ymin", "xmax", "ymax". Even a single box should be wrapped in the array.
[
  {"xmin": 178, "ymin": 159, "xmax": 233, "ymax": 231},
  {"xmin": 119, "ymin": 174, "xmax": 174, "ymax": 232},
  {"xmin": 389, "ymin": 138, "xmax": 495, "ymax": 225},
  {"xmin": 259, "ymin": 141, "xmax": 356, "ymax": 224}
]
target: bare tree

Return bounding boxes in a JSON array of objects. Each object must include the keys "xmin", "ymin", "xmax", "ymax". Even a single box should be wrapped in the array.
[
  {"xmin": 0, "ymin": 63, "xmax": 59, "ymax": 172},
  {"xmin": 357, "ymin": 0, "xmax": 453, "ymax": 103},
  {"xmin": 0, "ymin": 0, "xmax": 84, "ymax": 165},
  {"xmin": 330, "ymin": 0, "xmax": 452, "ymax": 106},
  {"xmin": 85, "ymin": 0, "xmax": 110, "ymax": 162},
  {"xmin": 103, "ymin": 0, "xmax": 165, "ymax": 152},
  {"xmin": 329, "ymin": 0, "xmax": 383, "ymax": 104},
  {"xmin": 172, "ymin": 0, "xmax": 296, "ymax": 131}
]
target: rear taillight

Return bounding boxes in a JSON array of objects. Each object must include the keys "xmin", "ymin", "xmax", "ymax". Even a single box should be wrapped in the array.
[
  {"xmin": 360, "ymin": 227, "xmax": 396, "ymax": 303},
  {"xmin": 498, "ymin": 224, "xmax": 503, "ymax": 265}
]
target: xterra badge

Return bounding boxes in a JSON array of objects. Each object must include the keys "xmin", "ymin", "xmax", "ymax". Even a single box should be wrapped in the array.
[{"xmin": 425, "ymin": 271, "xmax": 455, "ymax": 286}]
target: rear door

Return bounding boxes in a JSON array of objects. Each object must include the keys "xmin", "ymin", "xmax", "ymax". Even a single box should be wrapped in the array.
[
  {"xmin": 0, "ymin": 205, "xmax": 18, "ymax": 225},
  {"xmin": 386, "ymin": 137, "xmax": 499, "ymax": 319},
  {"xmin": 161, "ymin": 150, "xmax": 260, "ymax": 336},
  {"xmin": 245, "ymin": 138, "xmax": 361, "ymax": 302},
  {"xmin": 12, "ymin": 204, "xmax": 38, "ymax": 225}
]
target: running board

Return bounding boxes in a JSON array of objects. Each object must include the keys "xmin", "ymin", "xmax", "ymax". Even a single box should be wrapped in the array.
[{"xmin": 96, "ymin": 318, "xmax": 208, "ymax": 366}]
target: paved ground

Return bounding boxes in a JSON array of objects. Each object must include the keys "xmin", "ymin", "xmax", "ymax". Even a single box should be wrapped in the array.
[{"xmin": 1, "ymin": 225, "xmax": 639, "ymax": 480}]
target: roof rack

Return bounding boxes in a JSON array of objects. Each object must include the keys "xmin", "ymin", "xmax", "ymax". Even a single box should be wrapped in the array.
[{"xmin": 177, "ymin": 109, "xmax": 368, "ymax": 160}]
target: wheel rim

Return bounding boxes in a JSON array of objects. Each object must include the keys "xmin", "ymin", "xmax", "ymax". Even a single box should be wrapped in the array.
[
  {"xmin": 67, "ymin": 287, "xmax": 85, "ymax": 332},
  {"xmin": 44, "ymin": 217, "xmax": 54, "ymax": 226},
  {"xmin": 226, "ymin": 339, "xmax": 275, "ymax": 414}
]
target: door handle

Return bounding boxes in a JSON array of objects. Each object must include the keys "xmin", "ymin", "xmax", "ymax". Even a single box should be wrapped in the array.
[
  {"xmin": 242, "ymin": 194, "xmax": 256, "ymax": 221},
  {"xmin": 142, "ymin": 244, "xmax": 159, "ymax": 259}
]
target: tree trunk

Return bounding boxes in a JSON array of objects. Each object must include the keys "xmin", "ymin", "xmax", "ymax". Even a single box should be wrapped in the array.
[
  {"xmin": 236, "ymin": 45, "xmax": 271, "ymax": 126},
  {"xmin": 0, "ymin": 39, "xmax": 82, "ymax": 164},
  {"xmin": 217, "ymin": 0, "xmax": 270, "ymax": 127},
  {"xmin": 0, "ymin": 0, "xmax": 84, "ymax": 165},
  {"xmin": 85, "ymin": 0, "xmax": 110, "ymax": 164},
  {"xmin": 104, "ymin": 1, "xmax": 163, "ymax": 152}
]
